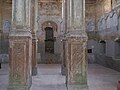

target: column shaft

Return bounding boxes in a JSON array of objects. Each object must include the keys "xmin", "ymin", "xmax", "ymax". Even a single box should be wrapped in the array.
[{"xmin": 31, "ymin": 0, "xmax": 38, "ymax": 76}]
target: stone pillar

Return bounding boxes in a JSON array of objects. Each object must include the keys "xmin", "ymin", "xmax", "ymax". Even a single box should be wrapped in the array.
[
  {"xmin": 61, "ymin": 0, "xmax": 72, "ymax": 76},
  {"xmin": 31, "ymin": 0, "xmax": 38, "ymax": 76},
  {"xmin": 65, "ymin": 0, "xmax": 88, "ymax": 90},
  {"xmin": 61, "ymin": 0, "xmax": 67, "ymax": 75},
  {"xmin": 32, "ymin": 35, "xmax": 37, "ymax": 76},
  {"xmin": 61, "ymin": 38, "xmax": 67, "ymax": 75},
  {"xmin": 8, "ymin": 0, "xmax": 32, "ymax": 90}
]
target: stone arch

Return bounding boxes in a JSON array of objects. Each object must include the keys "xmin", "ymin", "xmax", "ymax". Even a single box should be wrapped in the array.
[
  {"xmin": 41, "ymin": 21, "xmax": 58, "ymax": 31},
  {"xmin": 99, "ymin": 40, "xmax": 106, "ymax": 43}
]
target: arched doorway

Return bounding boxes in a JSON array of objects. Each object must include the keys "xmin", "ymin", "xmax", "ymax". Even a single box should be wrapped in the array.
[
  {"xmin": 45, "ymin": 27, "xmax": 55, "ymax": 64},
  {"xmin": 41, "ymin": 21, "xmax": 58, "ymax": 64},
  {"xmin": 45, "ymin": 27, "xmax": 54, "ymax": 54}
]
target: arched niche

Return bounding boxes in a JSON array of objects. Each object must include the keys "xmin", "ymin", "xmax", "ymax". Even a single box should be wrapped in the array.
[
  {"xmin": 41, "ymin": 21, "xmax": 58, "ymax": 31},
  {"xmin": 99, "ymin": 40, "xmax": 106, "ymax": 54}
]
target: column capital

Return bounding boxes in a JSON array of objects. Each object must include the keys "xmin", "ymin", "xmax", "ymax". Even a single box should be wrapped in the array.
[{"xmin": 9, "ymin": 30, "xmax": 32, "ymax": 38}]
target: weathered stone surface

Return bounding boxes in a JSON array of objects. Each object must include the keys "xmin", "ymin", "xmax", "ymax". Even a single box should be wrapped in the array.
[
  {"xmin": 97, "ymin": 8, "xmax": 120, "ymax": 41},
  {"xmin": 65, "ymin": 0, "xmax": 88, "ymax": 89},
  {"xmin": 8, "ymin": 0, "xmax": 33, "ymax": 89},
  {"xmin": 64, "ymin": 31, "xmax": 88, "ymax": 89},
  {"xmin": 65, "ymin": 34, "xmax": 88, "ymax": 86},
  {"xmin": 96, "ymin": 0, "xmax": 112, "ymax": 21},
  {"xmin": 8, "ymin": 32, "xmax": 32, "ymax": 90}
]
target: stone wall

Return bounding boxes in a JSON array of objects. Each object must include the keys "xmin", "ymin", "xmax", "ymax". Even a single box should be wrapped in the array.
[
  {"xmin": 96, "ymin": 0, "xmax": 112, "ymax": 21},
  {"xmin": 0, "ymin": 1, "xmax": 12, "ymax": 63},
  {"xmin": 37, "ymin": 16, "xmax": 63, "ymax": 63},
  {"xmin": 86, "ymin": 0, "xmax": 96, "ymax": 25},
  {"xmin": 112, "ymin": 0, "xmax": 120, "ymax": 9},
  {"xmin": 0, "ymin": 1, "xmax": 12, "ymax": 30},
  {"xmin": 87, "ymin": 40, "xmax": 99, "ymax": 63},
  {"xmin": 36, "ymin": 0, "xmax": 63, "ymax": 63},
  {"xmin": 88, "ymin": 5, "xmax": 120, "ymax": 72},
  {"xmin": 86, "ymin": 0, "xmax": 112, "ymax": 31},
  {"xmin": 97, "ymin": 7, "xmax": 120, "ymax": 40}
]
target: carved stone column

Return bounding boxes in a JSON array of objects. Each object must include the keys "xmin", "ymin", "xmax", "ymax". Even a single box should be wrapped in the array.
[
  {"xmin": 8, "ymin": 0, "xmax": 32, "ymax": 90},
  {"xmin": 65, "ymin": 0, "xmax": 88, "ymax": 90},
  {"xmin": 31, "ymin": 0, "xmax": 38, "ymax": 76}
]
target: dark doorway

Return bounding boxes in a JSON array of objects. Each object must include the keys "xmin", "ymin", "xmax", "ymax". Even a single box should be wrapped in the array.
[{"xmin": 45, "ymin": 27, "xmax": 54, "ymax": 53}]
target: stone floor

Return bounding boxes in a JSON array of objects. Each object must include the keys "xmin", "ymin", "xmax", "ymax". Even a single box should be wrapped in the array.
[{"xmin": 0, "ymin": 64, "xmax": 120, "ymax": 90}]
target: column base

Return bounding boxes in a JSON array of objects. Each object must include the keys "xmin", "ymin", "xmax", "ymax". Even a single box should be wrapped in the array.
[
  {"xmin": 61, "ymin": 65, "xmax": 66, "ymax": 75},
  {"xmin": 32, "ymin": 67, "xmax": 37, "ymax": 76},
  {"xmin": 67, "ymin": 85, "xmax": 89, "ymax": 90},
  {"xmin": 8, "ymin": 74, "xmax": 32, "ymax": 90},
  {"xmin": 8, "ymin": 31, "xmax": 32, "ymax": 90}
]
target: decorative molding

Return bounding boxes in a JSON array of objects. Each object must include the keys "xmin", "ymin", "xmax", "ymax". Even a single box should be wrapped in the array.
[
  {"xmin": 41, "ymin": 21, "xmax": 58, "ymax": 31},
  {"xmin": 38, "ymin": 1, "xmax": 62, "ymax": 16}
]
